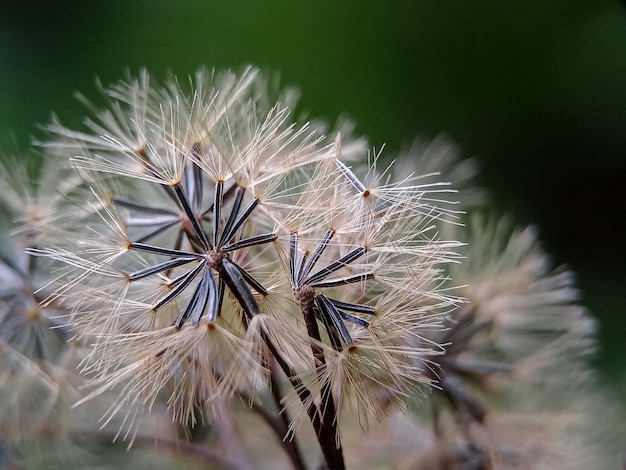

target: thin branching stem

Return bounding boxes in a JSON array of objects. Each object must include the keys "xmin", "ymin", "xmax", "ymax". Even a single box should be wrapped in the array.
[
  {"xmin": 300, "ymin": 297, "xmax": 345, "ymax": 470},
  {"xmin": 221, "ymin": 261, "xmax": 344, "ymax": 470}
]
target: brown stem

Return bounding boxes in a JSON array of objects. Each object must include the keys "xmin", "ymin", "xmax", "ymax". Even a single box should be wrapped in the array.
[
  {"xmin": 222, "ymin": 263, "xmax": 343, "ymax": 469},
  {"xmin": 300, "ymin": 296, "xmax": 345, "ymax": 470},
  {"xmin": 245, "ymin": 318, "xmax": 338, "ymax": 469}
]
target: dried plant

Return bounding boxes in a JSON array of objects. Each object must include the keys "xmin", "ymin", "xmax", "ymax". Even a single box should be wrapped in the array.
[{"xmin": 0, "ymin": 67, "xmax": 620, "ymax": 469}]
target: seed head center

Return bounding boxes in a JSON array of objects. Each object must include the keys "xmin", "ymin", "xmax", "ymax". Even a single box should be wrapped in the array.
[
  {"xmin": 294, "ymin": 284, "xmax": 316, "ymax": 311},
  {"xmin": 206, "ymin": 249, "xmax": 226, "ymax": 269}
]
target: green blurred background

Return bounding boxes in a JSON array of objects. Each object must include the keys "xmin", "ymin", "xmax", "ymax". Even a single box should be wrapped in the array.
[{"xmin": 1, "ymin": 0, "xmax": 625, "ymax": 395}]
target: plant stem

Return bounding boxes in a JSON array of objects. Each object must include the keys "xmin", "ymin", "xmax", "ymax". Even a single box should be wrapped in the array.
[
  {"xmin": 301, "ymin": 301, "xmax": 345, "ymax": 470},
  {"xmin": 222, "ymin": 266, "xmax": 344, "ymax": 469}
]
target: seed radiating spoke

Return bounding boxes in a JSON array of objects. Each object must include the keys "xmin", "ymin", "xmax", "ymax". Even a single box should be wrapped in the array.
[
  {"xmin": 220, "ymin": 198, "xmax": 259, "ymax": 246},
  {"xmin": 337, "ymin": 309, "xmax": 369, "ymax": 328},
  {"xmin": 306, "ymin": 246, "xmax": 367, "ymax": 285},
  {"xmin": 334, "ymin": 159, "xmax": 366, "ymax": 192},
  {"xmin": 173, "ymin": 184, "xmax": 211, "ymax": 250},
  {"xmin": 173, "ymin": 266, "xmax": 211, "ymax": 328},
  {"xmin": 202, "ymin": 182, "xmax": 238, "ymax": 219},
  {"xmin": 316, "ymin": 294, "xmax": 353, "ymax": 347},
  {"xmin": 129, "ymin": 242, "xmax": 204, "ymax": 259},
  {"xmin": 222, "ymin": 233, "xmax": 277, "ymax": 252},
  {"xmin": 213, "ymin": 180, "xmax": 224, "ymax": 247},
  {"xmin": 128, "ymin": 256, "xmax": 198, "ymax": 281},
  {"xmin": 220, "ymin": 186, "xmax": 246, "ymax": 246},
  {"xmin": 170, "ymin": 266, "xmax": 220, "ymax": 327},
  {"xmin": 309, "ymin": 272, "xmax": 373, "ymax": 289},
  {"xmin": 217, "ymin": 277, "xmax": 225, "ymax": 319},
  {"xmin": 192, "ymin": 162, "xmax": 203, "ymax": 209},
  {"xmin": 228, "ymin": 259, "xmax": 268, "ymax": 295},
  {"xmin": 294, "ymin": 251, "xmax": 306, "ymax": 285},
  {"xmin": 112, "ymin": 196, "xmax": 181, "ymax": 244},
  {"xmin": 184, "ymin": 151, "xmax": 204, "ymax": 210},
  {"xmin": 289, "ymin": 233, "xmax": 298, "ymax": 286},
  {"xmin": 184, "ymin": 163, "xmax": 197, "ymax": 210},
  {"xmin": 328, "ymin": 298, "xmax": 375, "ymax": 315},
  {"xmin": 222, "ymin": 257, "xmax": 259, "ymax": 319},
  {"xmin": 153, "ymin": 261, "xmax": 205, "ymax": 311},
  {"xmin": 126, "ymin": 215, "xmax": 179, "ymax": 228},
  {"xmin": 203, "ymin": 268, "xmax": 219, "ymax": 323},
  {"xmin": 299, "ymin": 229, "xmax": 334, "ymax": 284}
]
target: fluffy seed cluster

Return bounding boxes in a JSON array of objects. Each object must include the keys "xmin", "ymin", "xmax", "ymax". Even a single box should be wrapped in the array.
[
  {"xmin": 335, "ymin": 144, "xmax": 619, "ymax": 470},
  {"xmin": 31, "ymin": 67, "xmax": 460, "ymax": 435},
  {"xmin": 0, "ymin": 68, "xmax": 618, "ymax": 469}
]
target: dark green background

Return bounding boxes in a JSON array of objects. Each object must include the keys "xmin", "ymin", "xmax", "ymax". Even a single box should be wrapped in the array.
[{"xmin": 1, "ymin": 1, "xmax": 625, "ymax": 394}]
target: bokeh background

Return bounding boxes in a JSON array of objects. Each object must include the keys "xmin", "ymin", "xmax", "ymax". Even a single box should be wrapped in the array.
[{"xmin": 1, "ymin": 0, "xmax": 625, "ymax": 396}]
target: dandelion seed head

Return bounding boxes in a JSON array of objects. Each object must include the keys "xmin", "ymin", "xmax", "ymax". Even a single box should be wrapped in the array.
[{"xmin": 28, "ymin": 67, "xmax": 466, "ymax": 450}]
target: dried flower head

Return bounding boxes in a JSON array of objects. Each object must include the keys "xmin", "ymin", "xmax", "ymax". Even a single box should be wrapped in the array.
[
  {"xmin": 416, "ymin": 216, "xmax": 604, "ymax": 469},
  {"xmin": 32, "ymin": 68, "xmax": 460, "ymax": 469},
  {"xmin": 1, "ymin": 70, "xmax": 619, "ymax": 469}
]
